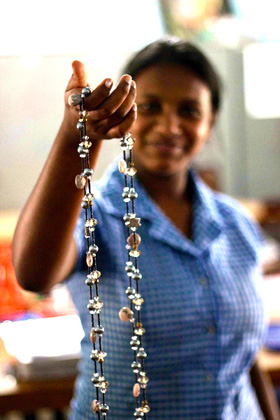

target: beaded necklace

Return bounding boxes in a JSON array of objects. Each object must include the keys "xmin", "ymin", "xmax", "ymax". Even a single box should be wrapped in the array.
[{"xmin": 74, "ymin": 87, "xmax": 150, "ymax": 419}]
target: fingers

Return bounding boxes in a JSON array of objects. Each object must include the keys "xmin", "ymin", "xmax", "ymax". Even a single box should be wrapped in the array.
[
  {"xmin": 66, "ymin": 60, "xmax": 88, "ymax": 92},
  {"xmin": 91, "ymin": 80, "xmax": 136, "ymax": 135},
  {"xmin": 104, "ymin": 103, "xmax": 137, "ymax": 139},
  {"xmin": 65, "ymin": 62, "xmax": 137, "ymax": 140},
  {"xmin": 83, "ymin": 78, "xmax": 113, "ymax": 110},
  {"xmin": 89, "ymin": 74, "xmax": 132, "ymax": 120}
]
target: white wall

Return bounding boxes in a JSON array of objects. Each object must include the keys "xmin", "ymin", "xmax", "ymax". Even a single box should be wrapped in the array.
[{"xmin": 0, "ymin": 0, "xmax": 164, "ymax": 210}]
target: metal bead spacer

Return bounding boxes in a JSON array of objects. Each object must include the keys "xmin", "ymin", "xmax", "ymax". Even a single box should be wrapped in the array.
[
  {"xmin": 132, "ymin": 269, "xmax": 142, "ymax": 282},
  {"xmin": 99, "ymin": 404, "xmax": 109, "ymax": 414},
  {"xmin": 77, "ymin": 146, "xmax": 89, "ymax": 155},
  {"xmin": 134, "ymin": 409, "xmax": 144, "ymax": 418},
  {"xmin": 137, "ymin": 347, "xmax": 147, "ymax": 359},
  {"xmin": 82, "ymin": 86, "xmax": 92, "ymax": 97},
  {"xmin": 89, "ymin": 244, "xmax": 99, "ymax": 255},
  {"xmin": 131, "ymin": 361, "xmax": 141, "ymax": 373},
  {"xmin": 126, "ymin": 286, "xmax": 136, "ymax": 299},
  {"xmin": 94, "ymin": 325, "xmax": 105, "ymax": 336},
  {"xmin": 120, "ymin": 138, "xmax": 128, "ymax": 149},
  {"xmin": 129, "ymin": 188, "xmax": 138, "ymax": 200},
  {"xmin": 91, "ymin": 372, "xmax": 100, "ymax": 385},
  {"xmin": 76, "ymin": 122, "xmax": 84, "ymax": 131}
]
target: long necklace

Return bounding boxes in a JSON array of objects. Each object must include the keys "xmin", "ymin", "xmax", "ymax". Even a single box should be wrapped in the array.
[{"xmin": 73, "ymin": 87, "xmax": 150, "ymax": 419}]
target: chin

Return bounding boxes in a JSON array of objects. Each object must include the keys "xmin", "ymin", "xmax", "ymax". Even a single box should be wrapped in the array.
[
  {"xmin": 145, "ymin": 162, "xmax": 186, "ymax": 177},
  {"xmin": 134, "ymin": 154, "xmax": 190, "ymax": 177}
]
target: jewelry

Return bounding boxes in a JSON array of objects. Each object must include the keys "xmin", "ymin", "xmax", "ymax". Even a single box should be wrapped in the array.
[
  {"xmin": 75, "ymin": 87, "xmax": 109, "ymax": 418},
  {"xmin": 74, "ymin": 88, "xmax": 149, "ymax": 418},
  {"xmin": 118, "ymin": 133, "xmax": 150, "ymax": 418}
]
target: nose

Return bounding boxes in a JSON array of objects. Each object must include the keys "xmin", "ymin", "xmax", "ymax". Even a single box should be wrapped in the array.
[{"xmin": 154, "ymin": 110, "xmax": 182, "ymax": 137}]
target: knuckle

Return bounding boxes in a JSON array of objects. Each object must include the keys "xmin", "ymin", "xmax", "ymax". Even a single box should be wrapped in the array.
[
  {"xmin": 117, "ymin": 126, "xmax": 127, "ymax": 138},
  {"xmin": 114, "ymin": 109, "xmax": 127, "ymax": 121},
  {"xmin": 120, "ymin": 81, "xmax": 131, "ymax": 94},
  {"xmin": 99, "ymin": 106, "xmax": 113, "ymax": 118}
]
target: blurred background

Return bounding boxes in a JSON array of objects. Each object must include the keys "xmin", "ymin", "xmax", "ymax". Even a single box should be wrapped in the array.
[{"xmin": 1, "ymin": 0, "xmax": 280, "ymax": 419}]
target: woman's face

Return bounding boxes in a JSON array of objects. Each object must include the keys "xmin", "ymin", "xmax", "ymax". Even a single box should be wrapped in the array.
[{"xmin": 131, "ymin": 64, "xmax": 215, "ymax": 177}]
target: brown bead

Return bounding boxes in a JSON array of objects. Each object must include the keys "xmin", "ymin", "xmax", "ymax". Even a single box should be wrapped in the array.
[
  {"xmin": 119, "ymin": 307, "xmax": 134, "ymax": 322},
  {"xmin": 89, "ymin": 328, "xmax": 97, "ymax": 344},
  {"xmin": 133, "ymin": 382, "xmax": 140, "ymax": 398},
  {"xmin": 127, "ymin": 233, "xmax": 141, "ymax": 247},
  {"xmin": 142, "ymin": 401, "xmax": 150, "ymax": 413},
  {"xmin": 91, "ymin": 399, "xmax": 100, "ymax": 414}
]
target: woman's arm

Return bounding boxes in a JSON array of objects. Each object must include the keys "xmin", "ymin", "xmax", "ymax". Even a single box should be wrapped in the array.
[{"xmin": 12, "ymin": 61, "xmax": 136, "ymax": 293}]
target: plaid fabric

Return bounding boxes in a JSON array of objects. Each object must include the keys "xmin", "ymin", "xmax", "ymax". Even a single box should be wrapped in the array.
[{"xmin": 67, "ymin": 160, "xmax": 266, "ymax": 420}]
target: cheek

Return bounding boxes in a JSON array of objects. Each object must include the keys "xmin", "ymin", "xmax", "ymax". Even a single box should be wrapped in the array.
[
  {"xmin": 131, "ymin": 115, "xmax": 153, "ymax": 136},
  {"xmin": 192, "ymin": 120, "xmax": 211, "ymax": 144}
]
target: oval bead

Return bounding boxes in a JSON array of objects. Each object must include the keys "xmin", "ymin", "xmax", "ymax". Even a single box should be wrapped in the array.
[
  {"xmin": 86, "ymin": 253, "xmax": 93, "ymax": 267},
  {"xmin": 127, "ymin": 233, "xmax": 141, "ymax": 247},
  {"xmin": 133, "ymin": 383, "xmax": 140, "ymax": 398},
  {"xmin": 91, "ymin": 399, "xmax": 100, "ymax": 414},
  {"xmin": 90, "ymin": 328, "xmax": 97, "ymax": 344},
  {"xmin": 119, "ymin": 307, "xmax": 134, "ymax": 322},
  {"xmin": 118, "ymin": 159, "xmax": 127, "ymax": 173},
  {"xmin": 75, "ymin": 174, "xmax": 86, "ymax": 189}
]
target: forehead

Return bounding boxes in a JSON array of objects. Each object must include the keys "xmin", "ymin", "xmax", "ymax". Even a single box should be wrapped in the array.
[{"xmin": 135, "ymin": 63, "xmax": 211, "ymax": 105}]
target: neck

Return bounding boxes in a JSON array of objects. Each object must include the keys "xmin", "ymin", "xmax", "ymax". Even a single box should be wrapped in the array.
[{"xmin": 136, "ymin": 167, "xmax": 191, "ymax": 205}]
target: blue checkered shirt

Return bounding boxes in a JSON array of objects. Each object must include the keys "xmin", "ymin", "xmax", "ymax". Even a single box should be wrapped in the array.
[{"xmin": 67, "ymin": 160, "xmax": 266, "ymax": 420}]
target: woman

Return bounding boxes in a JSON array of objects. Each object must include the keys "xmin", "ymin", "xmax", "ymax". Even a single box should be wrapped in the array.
[{"xmin": 13, "ymin": 38, "xmax": 270, "ymax": 419}]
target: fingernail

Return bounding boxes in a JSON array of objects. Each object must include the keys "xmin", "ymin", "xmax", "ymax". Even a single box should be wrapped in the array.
[
  {"xmin": 105, "ymin": 79, "xmax": 113, "ymax": 88},
  {"xmin": 123, "ymin": 75, "xmax": 132, "ymax": 85},
  {"xmin": 68, "ymin": 93, "xmax": 82, "ymax": 107},
  {"xmin": 132, "ymin": 103, "xmax": 137, "ymax": 112},
  {"xmin": 131, "ymin": 80, "xmax": 136, "ymax": 89}
]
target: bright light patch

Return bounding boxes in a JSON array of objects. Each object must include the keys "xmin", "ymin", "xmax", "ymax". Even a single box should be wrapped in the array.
[
  {"xmin": 244, "ymin": 43, "xmax": 280, "ymax": 119},
  {"xmin": 19, "ymin": 55, "xmax": 43, "ymax": 69},
  {"xmin": 0, "ymin": 0, "xmax": 163, "ymax": 56}
]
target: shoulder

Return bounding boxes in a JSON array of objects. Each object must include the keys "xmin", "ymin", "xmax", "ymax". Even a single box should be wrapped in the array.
[
  {"xmin": 192, "ymin": 171, "xmax": 264, "ymax": 254},
  {"xmin": 211, "ymin": 188, "xmax": 264, "ymax": 252}
]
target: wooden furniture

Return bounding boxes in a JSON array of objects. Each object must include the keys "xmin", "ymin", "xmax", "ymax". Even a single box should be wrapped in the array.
[
  {"xmin": 0, "ymin": 376, "xmax": 75, "ymax": 416},
  {"xmin": 259, "ymin": 348, "xmax": 280, "ymax": 387},
  {"xmin": 0, "ymin": 337, "xmax": 75, "ymax": 418}
]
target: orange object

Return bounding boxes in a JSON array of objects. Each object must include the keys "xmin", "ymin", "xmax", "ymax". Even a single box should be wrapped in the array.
[{"xmin": 0, "ymin": 242, "xmax": 27, "ymax": 320}]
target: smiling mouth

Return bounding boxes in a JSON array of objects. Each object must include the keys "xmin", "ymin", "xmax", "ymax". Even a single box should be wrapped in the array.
[{"xmin": 145, "ymin": 141, "xmax": 185, "ymax": 155}]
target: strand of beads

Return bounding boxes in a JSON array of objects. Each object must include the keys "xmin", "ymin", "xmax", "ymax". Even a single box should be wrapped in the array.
[
  {"xmin": 75, "ymin": 87, "xmax": 109, "ymax": 418},
  {"xmin": 118, "ymin": 133, "xmax": 150, "ymax": 420}
]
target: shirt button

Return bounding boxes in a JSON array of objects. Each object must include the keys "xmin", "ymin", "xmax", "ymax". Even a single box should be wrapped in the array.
[
  {"xmin": 207, "ymin": 325, "xmax": 216, "ymax": 334},
  {"xmin": 199, "ymin": 277, "xmax": 209, "ymax": 286}
]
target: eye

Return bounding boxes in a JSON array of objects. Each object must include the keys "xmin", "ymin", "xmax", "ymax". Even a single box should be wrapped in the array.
[
  {"xmin": 137, "ymin": 101, "xmax": 161, "ymax": 114},
  {"xmin": 179, "ymin": 104, "xmax": 201, "ymax": 119}
]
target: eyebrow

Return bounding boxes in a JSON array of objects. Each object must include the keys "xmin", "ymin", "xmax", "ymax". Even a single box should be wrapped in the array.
[{"xmin": 138, "ymin": 94, "xmax": 202, "ymax": 106}]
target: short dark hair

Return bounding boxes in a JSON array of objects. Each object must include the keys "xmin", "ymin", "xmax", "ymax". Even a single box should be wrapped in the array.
[{"xmin": 122, "ymin": 36, "xmax": 222, "ymax": 114}]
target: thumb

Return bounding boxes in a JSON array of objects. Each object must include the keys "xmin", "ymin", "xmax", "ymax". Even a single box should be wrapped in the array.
[{"xmin": 66, "ymin": 60, "xmax": 88, "ymax": 92}]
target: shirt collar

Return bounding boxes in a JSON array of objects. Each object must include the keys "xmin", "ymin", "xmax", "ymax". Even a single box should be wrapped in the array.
[{"xmin": 97, "ymin": 159, "xmax": 225, "ymax": 255}]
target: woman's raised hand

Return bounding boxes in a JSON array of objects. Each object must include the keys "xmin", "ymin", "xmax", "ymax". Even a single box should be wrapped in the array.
[{"xmin": 64, "ymin": 60, "xmax": 137, "ymax": 141}]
